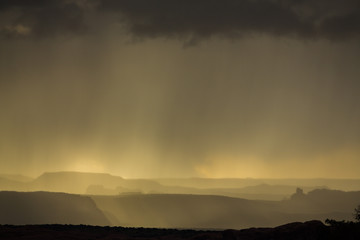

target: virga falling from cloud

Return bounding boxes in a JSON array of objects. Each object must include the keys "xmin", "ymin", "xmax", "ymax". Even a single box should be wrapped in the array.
[{"xmin": 0, "ymin": 1, "xmax": 359, "ymax": 178}]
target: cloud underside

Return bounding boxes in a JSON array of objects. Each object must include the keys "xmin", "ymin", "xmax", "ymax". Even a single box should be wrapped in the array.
[{"xmin": 0, "ymin": 0, "xmax": 359, "ymax": 41}]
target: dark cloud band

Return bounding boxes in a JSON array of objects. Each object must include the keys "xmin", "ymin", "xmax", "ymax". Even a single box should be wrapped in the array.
[{"xmin": 0, "ymin": 0, "xmax": 359, "ymax": 40}]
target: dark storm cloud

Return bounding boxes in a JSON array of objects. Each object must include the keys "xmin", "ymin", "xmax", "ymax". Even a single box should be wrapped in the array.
[
  {"xmin": 0, "ymin": 0, "xmax": 87, "ymax": 38},
  {"xmin": 0, "ymin": 0, "xmax": 359, "ymax": 40},
  {"xmin": 100, "ymin": 0, "xmax": 360, "ymax": 40},
  {"xmin": 99, "ymin": 0, "xmax": 312, "ymax": 39}
]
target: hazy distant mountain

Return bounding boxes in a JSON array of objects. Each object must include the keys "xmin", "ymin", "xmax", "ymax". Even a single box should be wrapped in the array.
[
  {"xmin": 229, "ymin": 184, "xmax": 319, "ymax": 195},
  {"xmin": 31, "ymin": 171, "xmax": 162, "ymax": 194},
  {"xmin": 31, "ymin": 172, "xmax": 124, "ymax": 193},
  {"xmin": 0, "ymin": 174, "xmax": 33, "ymax": 183},
  {"xmin": 93, "ymin": 194, "xmax": 277, "ymax": 228},
  {"xmin": 86, "ymin": 180, "xmax": 312, "ymax": 200},
  {"xmin": 154, "ymin": 178, "xmax": 360, "ymax": 191},
  {"xmin": 282, "ymin": 188, "xmax": 360, "ymax": 213},
  {"xmin": 0, "ymin": 174, "xmax": 33, "ymax": 192},
  {"xmin": 195, "ymin": 184, "xmax": 322, "ymax": 200},
  {"xmin": 2, "ymin": 171, "xmax": 360, "ymax": 202},
  {"xmin": 0, "ymin": 191, "xmax": 110, "ymax": 225},
  {"xmin": 0, "ymin": 177, "xmax": 29, "ymax": 192}
]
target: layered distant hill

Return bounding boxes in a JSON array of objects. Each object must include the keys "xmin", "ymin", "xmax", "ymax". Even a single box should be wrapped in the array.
[
  {"xmin": 0, "ymin": 191, "xmax": 109, "ymax": 225},
  {"xmin": 0, "ymin": 174, "xmax": 33, "ymax": 192},
  {"xmin": 0, "ymin": 188, "xmax": 359, "ymax": 229},
  {"xmin": 92, "ymin": 189, "xmax": 360, "ymax": 229},
  {"xmin": 0, "ymin": 174, "xmax": 33, "ymax": 183},
  {"xmin": 154, "ymin": 178, "xmax": 360, "ymax": 192},
  {"xmin": 2, "ymin": 171, "xmax": 360, "ymax": 201}
]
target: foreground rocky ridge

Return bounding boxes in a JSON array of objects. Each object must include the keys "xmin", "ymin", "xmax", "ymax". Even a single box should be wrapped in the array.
[{"xmin": 1, "ymin": 221, "xmax": 360, "ymax": 240}]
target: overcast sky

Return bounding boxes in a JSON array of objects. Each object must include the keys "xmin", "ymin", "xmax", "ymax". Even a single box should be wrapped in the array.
[{"xmin": 1, "ymin": 0, "xmax": 360, "ymax": 178}]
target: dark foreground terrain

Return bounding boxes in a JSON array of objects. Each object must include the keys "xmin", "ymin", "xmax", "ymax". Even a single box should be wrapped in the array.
[{"xmin": 1, "ymin": 221, "xmax": 359, "ymax": 240}]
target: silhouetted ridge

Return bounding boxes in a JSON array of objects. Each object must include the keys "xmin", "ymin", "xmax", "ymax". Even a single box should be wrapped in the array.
[
  {"xmin": 0, "ymin": 191, "xmax": 110, "ymax": 225},
  {"xmin": 1, "ymin": 220, "xmax": 359, "ymax": 239},
  {"xmin": 286, "ymin": 188, "xmax": 360, "ymax": 213},
  {"xmin": 93, "ymin": 189, "xmax": 360, "ymax": 228}
]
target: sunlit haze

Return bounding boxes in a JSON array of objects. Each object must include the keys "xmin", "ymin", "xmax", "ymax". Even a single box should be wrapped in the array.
[{"xmin": 1, "ymin": 0, "xmax": 360, "ymax": 179}]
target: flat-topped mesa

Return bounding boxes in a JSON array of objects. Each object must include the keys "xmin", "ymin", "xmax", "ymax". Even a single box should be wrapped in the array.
[
  {"xmin": 31, "ymin": 171, "xmax": 162, "ymax": 194},
  {"xmin": 31, "ymin": 171, "xmax": 124, "ymax": 193}
]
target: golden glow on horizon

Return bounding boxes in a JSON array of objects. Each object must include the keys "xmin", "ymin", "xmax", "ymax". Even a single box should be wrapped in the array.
[
  {"xmin": 69, "ymin": 157, "xmax": 105, "ymax": 174},
  {"xmin": 0, "ymin": 32, "xmax": 359, "ymax": 179},
  {"xmin": 195, "ymin": 146, "xmax": 360, "ymax": 179}
]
